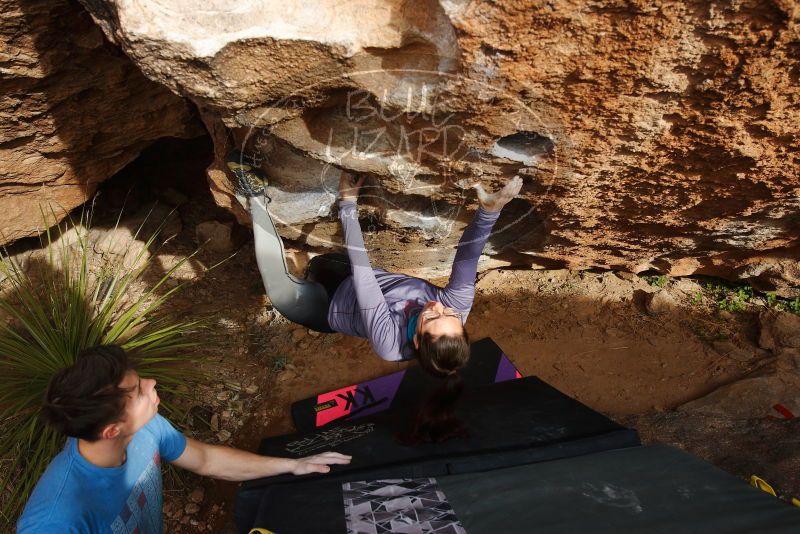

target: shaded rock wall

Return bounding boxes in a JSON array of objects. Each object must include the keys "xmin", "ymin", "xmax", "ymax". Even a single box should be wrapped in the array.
[
  {"xmin": 0, "ymin": 0, "xmax": 202, "ymax": 244},
  {"xmin": 76, "ymin": 1, "xmax": 800, "ymax": 287}
]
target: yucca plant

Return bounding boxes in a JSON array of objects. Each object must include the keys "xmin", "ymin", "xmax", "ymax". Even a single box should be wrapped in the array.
[{"xmin": 0, "ymin": 205, "xmax": 210, "ymax": 525}]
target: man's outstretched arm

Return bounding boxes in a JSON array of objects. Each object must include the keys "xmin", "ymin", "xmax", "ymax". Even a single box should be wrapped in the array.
[{"xmin": 172, "ymin": 437, "xmax": 352, "ymax": 481}]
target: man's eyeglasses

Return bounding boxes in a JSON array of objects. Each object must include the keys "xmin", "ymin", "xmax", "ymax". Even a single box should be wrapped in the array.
[{"xmin": 421, "ymin": 309, "xmax": 463, "ymax": 322}]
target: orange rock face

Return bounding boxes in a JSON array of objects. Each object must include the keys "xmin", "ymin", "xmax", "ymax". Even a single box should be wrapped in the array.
[
  {"xmin": 0, "ymin": 0, "xmax": 201, "ymax": 243},
  {"xmin": 451, "ymin": 0, "xmax": 800, "ymax": 287},
  {"xmin": 50, "ymin": 2, "xmax": 800, "ymax": 287}
]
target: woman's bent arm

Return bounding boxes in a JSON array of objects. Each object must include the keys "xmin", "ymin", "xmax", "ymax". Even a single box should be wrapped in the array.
[{"xmin": 338, "ymin": 200, "xmax": 403, "ymax": 360}]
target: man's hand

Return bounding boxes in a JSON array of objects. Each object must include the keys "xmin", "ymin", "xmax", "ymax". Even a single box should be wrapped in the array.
[
  {"xmin": 291, "ymin": 451, "xmax": 353, "ymax": 475},
  {"xmin": 339, "ymin": 171, "xmax": 366, "ymax": 203},
  {"xmin": 472, "ymin": 175, "xmax": 523, "ymax": 212}
]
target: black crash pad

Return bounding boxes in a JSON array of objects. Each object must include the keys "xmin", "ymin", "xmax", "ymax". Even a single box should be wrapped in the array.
[
  {"xmin": 291, "ymin": 338, "xmax": 522, "ymax": 431},
  {"xmin": 236, "ymin": 375, "xmax": 640, "ymax": 533},
  {"xmin": 440, "ymin": 444, "xmax": 800, "ymax": 533},
  {"xmin": 242, "ymin": 445, "xmax": 800, "ymax": 533}
]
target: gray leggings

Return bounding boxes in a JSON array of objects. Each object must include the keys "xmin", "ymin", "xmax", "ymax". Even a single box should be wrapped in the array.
[{"xmin": 250, "ymin": 196, "xmax": 350, "ymax": 333}]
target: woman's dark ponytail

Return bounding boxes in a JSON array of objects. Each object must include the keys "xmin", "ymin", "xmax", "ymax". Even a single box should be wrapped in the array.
[{"xmin": 401, "ymin": 331, "xmax": 471, "ymax": 445}]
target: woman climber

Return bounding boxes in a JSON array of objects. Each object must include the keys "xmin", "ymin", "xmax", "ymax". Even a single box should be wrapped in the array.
[{"xmin": 227, "ymin": 150, "xmax": 522, "ymax": 442}]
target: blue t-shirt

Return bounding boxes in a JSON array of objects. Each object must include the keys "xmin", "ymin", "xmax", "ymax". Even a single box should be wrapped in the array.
[{"xmin": 17, "ymin": 414, "xmax": 187, "ymax": 533}]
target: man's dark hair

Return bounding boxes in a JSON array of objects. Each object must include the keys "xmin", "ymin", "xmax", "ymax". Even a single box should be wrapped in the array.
[
  {"xmin": 402, "ymin": 331, "xmax": 471, "ymax": 445},
  {"xmin": 41, "ymin": 345, "xmax": 133, "ymax": 441}
]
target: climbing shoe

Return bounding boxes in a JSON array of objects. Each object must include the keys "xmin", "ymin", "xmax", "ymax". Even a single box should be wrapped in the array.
[{"xmin": 226, "ymin": 149, "xmax": 268, "ymax": 198}]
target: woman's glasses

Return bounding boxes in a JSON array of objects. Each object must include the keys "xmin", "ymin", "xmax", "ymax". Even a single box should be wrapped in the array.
[{"xmin": 421, "ymin": 309, "xmax": 463, "ymax": 322}]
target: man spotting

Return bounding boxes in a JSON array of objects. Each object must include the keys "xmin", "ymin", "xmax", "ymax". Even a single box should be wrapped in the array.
[{"xmin": 17, "ymin": 345, "xmax": 351, "ymax": 532}]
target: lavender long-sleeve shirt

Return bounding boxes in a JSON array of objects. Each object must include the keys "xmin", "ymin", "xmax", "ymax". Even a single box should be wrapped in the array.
[{"xmin": 327, "ymin": 200, "xmax": 501, "ymax": 361}]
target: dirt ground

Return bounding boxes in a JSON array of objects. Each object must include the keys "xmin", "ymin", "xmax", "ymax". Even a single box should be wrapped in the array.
[{"xmin": 469, "ymin": 268, "xmax": 754, "ymax": 414}]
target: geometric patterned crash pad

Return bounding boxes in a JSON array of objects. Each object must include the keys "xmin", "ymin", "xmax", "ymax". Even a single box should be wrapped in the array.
[{"xmin": 344, "ymin": 478, "xmax": 465, "ymax": 534}]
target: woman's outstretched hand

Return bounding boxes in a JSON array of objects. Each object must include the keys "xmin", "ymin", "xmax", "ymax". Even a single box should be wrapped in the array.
[
  {"xmin": 339, "ymin": 171, "xmax": 366, "ymax": 203},
  {"xmin": 472, "ymin": 175, "xmax": 523, "ymax": 212}
]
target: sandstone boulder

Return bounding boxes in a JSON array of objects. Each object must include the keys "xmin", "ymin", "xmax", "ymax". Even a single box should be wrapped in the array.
[
  {"xmin": 70, "ymin": 1, "xmax": 800, "ymax": 284},
  {"xmin": 679, "ymin": 375, "xmax": 799, "ymax": 420},
  {"xmin": 0, "ymin": 0, "xmax": 202, "ymax": 245}
]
